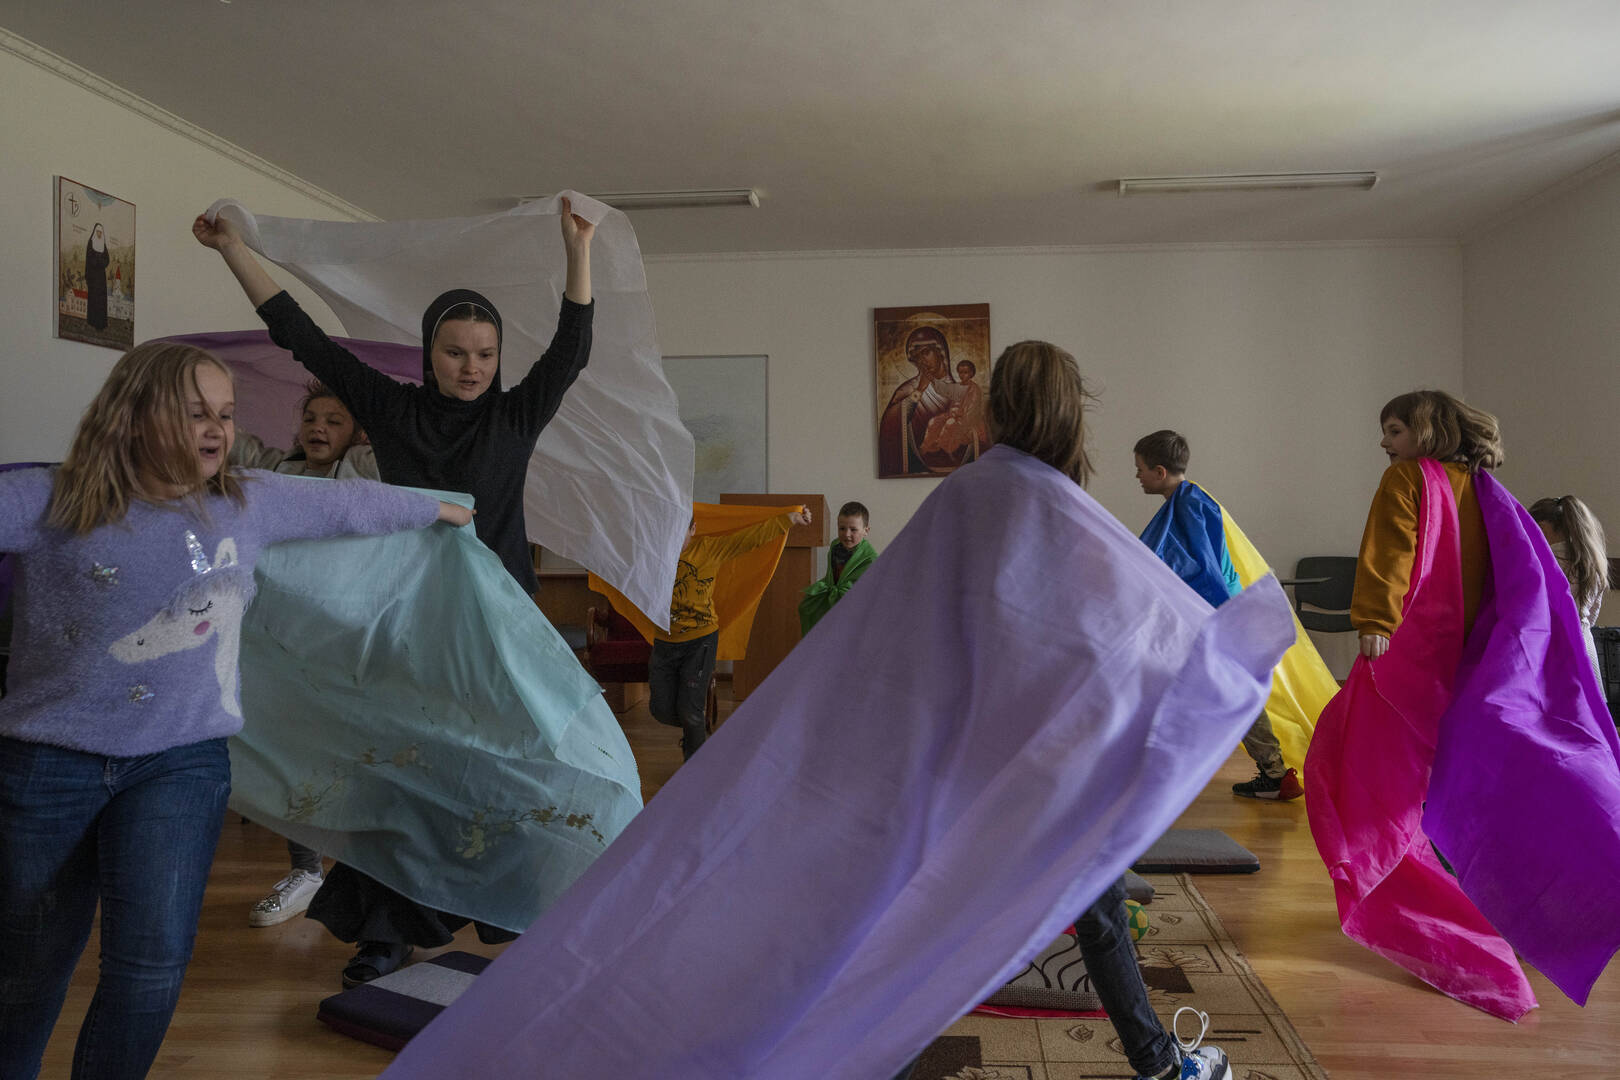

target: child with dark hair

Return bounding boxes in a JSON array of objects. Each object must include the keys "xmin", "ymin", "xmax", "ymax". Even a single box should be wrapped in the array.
[
  {"xmin": 196, "ymin": 198, "xmax": 604, "ymax": 986},
  {"xmin": 228, "ymin": 382, "xmax": 377, "ymax": 926},
  {"xmin": 798, "ymin": 500, "xmax": 878, "ymax": 634},
  {"xmin": 1133, "ymin": 429, "xmax": 1334, "ymax": 801}
]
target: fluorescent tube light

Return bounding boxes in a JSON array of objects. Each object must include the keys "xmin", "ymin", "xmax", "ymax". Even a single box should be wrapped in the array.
[
  {"xmin": 522, "ymin": 189, "xmax": 760, "ymax": 210},
  {"xmin": 1116, "ymin": 172, "xmax": 1378, "ymax": 196}
]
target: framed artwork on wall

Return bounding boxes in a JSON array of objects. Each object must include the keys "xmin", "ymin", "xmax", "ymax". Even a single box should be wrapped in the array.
[
  {"xmin": 56, "ymin": 176, "xmax": 136, "ymax": 350},
  {"xmin": 874, "ymin": 303, "xmax": 990, "ymax": 479}
]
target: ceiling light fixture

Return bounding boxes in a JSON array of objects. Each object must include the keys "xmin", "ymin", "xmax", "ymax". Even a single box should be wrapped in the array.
[
  {"xmin": 522, "ymin": 189, "xmax": 760, "ymax": 210},
  {"xmin": 1116, "ymin": 172, "xmax": 1378, "ymax": 196}
]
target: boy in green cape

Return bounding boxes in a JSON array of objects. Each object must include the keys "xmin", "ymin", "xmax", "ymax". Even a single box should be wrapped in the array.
[{"xmin": 799, "ymin": 501, "xmax": 878, "ymax": 634}]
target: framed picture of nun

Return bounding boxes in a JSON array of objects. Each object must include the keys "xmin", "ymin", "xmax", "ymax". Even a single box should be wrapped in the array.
[
  {"xmin": 874, "ymin": 303, "xmax": 990, "ymax": 479},
  {"xmin": 56, "ymin": 176, "xmax": 136, "ymax": 350}
]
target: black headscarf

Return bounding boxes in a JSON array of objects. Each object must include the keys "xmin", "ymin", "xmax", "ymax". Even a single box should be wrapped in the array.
[{"xmin": 420, "ymin": 289, "xmax": 504, "ymax": 398}]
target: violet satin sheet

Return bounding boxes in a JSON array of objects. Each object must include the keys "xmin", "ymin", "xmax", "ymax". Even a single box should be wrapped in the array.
[
  {"xmin": 382, "ymin": 445, "xmax": 1295, "ymax": 1080},
  {"xmin": 1425, "ymin": 469, "xmax": 1620, "ymax": 1007}
]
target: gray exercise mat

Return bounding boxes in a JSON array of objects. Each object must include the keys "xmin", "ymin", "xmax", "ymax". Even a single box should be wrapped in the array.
[{"xmin": 1130, "ymin": 828, "xmax": 1259, "ymax": 873}]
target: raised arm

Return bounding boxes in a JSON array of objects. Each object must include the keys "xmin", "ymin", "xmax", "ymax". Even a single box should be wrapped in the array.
[
  {"xmin": 193, "ymin": 211, "xmax": 406, "ymax": 431},
  {"xmin": 703, "ymin": 508, "xmax": 810, "ymax": 563},
  {"xmin": 509, "ymin": 197, "xmax": 597, "ymax": 435},
  {"xmin": 193, "ymin": 212, "xmax": 281, "ymax": 308}
]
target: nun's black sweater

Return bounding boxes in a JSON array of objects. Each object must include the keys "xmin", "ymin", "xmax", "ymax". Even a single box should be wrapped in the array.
[{"xmin": 256, "ymin": 290, "xmax": 592, "ymax": 593}]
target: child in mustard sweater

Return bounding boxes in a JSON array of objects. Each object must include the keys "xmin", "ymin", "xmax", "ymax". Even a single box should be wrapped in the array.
[{"xmin": 652, "ymin": 507, "xmax": 809, "ymax": 759}]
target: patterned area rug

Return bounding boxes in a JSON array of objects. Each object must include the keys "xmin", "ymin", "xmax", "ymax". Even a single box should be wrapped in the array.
[{"xmin": 915, "ymin": 874, "xmax": 1327, "ymax": 1080}]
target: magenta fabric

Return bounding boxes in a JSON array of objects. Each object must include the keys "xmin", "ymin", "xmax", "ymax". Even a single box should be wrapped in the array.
[
  {"xmin": 160, "ymin": 330, "xmax": 420, "ymax": 449},
  {"xmin": 1309, "ymin": 458, "xmax": 1620, "ymax": 1020},
  {"xmin": 1306, "ymin": 458, "xmax": 1535, "ymax": 1020},
  {"xmin": 1424, "ymin": 468, "xmax": 1620, "ymax": 1006},
  {"xmin": 380, "ymin": 445, "xmax": 1296, "ymax": 1080}
]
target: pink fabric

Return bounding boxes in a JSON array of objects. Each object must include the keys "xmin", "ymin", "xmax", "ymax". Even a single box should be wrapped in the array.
[{"xmin": 1305, "ymin": 458, "xmax": 1536, "ymax": 1021}]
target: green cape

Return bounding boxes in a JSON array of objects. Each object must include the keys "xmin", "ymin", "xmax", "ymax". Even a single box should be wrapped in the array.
[{"xmin": 798, "ymin": 539, "xmax": 878, "ymax": 634}]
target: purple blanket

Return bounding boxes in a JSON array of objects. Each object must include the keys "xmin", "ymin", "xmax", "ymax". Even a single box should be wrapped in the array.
[
  {"xmin": 1425, "ymin": 469, "xmax": 1620, "ymax": 1005},
  {"xmin": 159, "ymin": 331, "xmax": 420, "ymax": 448},
  {"xmin": 381, "ymin": 444, "xmax": 1295, "ymax": 1080}
]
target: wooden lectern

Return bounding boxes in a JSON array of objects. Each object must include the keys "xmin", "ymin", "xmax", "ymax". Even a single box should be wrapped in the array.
[{"xmin": 720, "ymin": 492, "xmax": 828, "ymax": 700}]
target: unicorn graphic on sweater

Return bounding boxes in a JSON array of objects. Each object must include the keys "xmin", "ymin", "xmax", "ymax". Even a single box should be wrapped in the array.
[{"xmin": 110, "ymin": 534, "xmax": 255, "ymax": 717}]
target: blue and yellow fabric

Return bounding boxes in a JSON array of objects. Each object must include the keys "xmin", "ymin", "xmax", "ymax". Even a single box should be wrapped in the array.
[{"xmin": 1141, "ymin": 481, "xmax": 1335, "ymax": 770}]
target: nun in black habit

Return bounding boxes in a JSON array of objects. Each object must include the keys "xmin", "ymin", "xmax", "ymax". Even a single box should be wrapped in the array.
[
  {"xmin": 84, "ymin": 223, "xmax": 109, "ymax": 330},
  {"xmin": 194, "ymin": 199, "xmax": 598, "ymax": 984}
]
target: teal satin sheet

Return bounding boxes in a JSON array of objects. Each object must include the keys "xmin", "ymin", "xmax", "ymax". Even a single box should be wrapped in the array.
[{"xmin": 229, "ymin": 497, "xmax": 641, "ymax": 933}]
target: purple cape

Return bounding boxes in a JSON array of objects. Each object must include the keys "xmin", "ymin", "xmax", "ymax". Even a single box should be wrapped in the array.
[
  {"xmin": 382, "ymin": 445, "xmax": 1295, "ymax": 1079},
  {"xmin": 1425, "ymin": 469, "xmax": 1620, "ymax": 1005}
]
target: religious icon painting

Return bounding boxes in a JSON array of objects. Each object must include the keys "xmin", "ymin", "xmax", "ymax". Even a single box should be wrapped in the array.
[
  {"xmin": 56, "ymin": 176, "xmax": 136, "ymax": 350},
  {"xmin": 874, "ymin": 303, "xmax": 991, "ymax": 479}
]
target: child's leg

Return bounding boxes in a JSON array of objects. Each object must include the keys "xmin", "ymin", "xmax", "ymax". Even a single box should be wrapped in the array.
[
  {"xmin": 1071, "ymin": 877, "xmax": 1180, "ymax": 1078},
  {"xmin": 1240, "ymin": 712, "xmax": 1287, "ymax": 779},
  {"xmin": 72, "ymin": 738, "xmax": 230, "ymax": 1079},
  {"xmin": 249, "ymin": 838, "xmax": 324, "ymax": 927},
  {"xmin": 648, "ymin": 640, "xmax": 681, "ymax": 728},
  {"xmin": 287, "ymin": 839, "xmax": 322, "ymax": 873},
  {"xmin": 0, "ymin": 736, "xmax": 106, "ymax": 1079},
  {"xmin": 674, "ymin": 632, "xmax": 719, "ymax": 760}
]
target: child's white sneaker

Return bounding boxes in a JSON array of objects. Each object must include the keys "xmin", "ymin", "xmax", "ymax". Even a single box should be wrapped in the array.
[
  {"xmin": 1142, "ymin": 1007, "xmax": 1228, "ymax": 1080},
  {"xmin": 248, "ymin": 868, "xmax": 323, "ymax": 927}
]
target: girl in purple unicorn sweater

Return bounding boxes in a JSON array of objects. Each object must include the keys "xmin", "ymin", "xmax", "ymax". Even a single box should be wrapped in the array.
[{"xmin": 0, "ymin": 341, "xmax": 469, "ymax": 1080}]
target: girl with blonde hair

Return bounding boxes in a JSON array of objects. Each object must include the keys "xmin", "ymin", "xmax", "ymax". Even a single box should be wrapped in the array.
[{"xmin": 0, "ymin": 341, "xmax": 467, "ymax": 1079}]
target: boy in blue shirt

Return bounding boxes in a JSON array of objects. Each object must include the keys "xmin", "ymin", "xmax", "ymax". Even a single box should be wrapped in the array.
[{"xmin": 1134, "ymin": 430, "xmax": 1303, "ymax": 800}]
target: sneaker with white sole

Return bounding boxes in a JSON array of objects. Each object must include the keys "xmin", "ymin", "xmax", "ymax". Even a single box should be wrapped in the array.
[
  {"xmin": 249, "ymin": 868, "xmax": 323, "ymax": 927},
  {"xmin": 1168, "ymin": 1007, "xmax": 1229, "ymax": 1080},
  {"xmin": 1232, "ymin": 766, "xmax": 1303, "ymax": 801}
]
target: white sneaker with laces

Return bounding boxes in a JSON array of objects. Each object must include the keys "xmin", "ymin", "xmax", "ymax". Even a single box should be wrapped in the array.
[
  {"xmin": 1169, "ymin": 1007, "xmax": 1229, "ymax": 1080},
  {"xmin": 248, "ymin": 868, "xmax": 323, "ymax": 927}
]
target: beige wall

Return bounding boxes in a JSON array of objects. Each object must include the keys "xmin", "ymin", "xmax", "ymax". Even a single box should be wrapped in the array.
[
  {"xmin": 645, "ymin": 243, "xmax": 1464, "ymax": 566},
  {"xmin": 4, "ymin": 35, "xmax": 1471, "ymax": 667},
  {"xmin": 1464, "ymin": 162, "xmax": 1620, "ymax": 627},
  {"xmin": 0, "ymin": 38, "xmax": 360, "ymax": 463}
]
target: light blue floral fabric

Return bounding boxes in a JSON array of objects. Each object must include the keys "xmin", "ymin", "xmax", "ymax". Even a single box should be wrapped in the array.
[{"xmin": 229, "ymin": 495, "xmax": 641, "ymax": 933}]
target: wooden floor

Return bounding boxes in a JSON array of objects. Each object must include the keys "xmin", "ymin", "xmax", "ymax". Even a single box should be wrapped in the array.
[{"xmin": 40, "ymin": 689, "xmax": 1620, "ymax": 1078}]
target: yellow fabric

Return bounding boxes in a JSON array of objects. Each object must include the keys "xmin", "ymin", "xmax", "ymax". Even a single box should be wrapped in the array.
[
  {"xmin": 1212, "ymin": 497, "xmax": 1338, "ymax": 772},
  {"xmin": 588, "ymin": 503, "xmax": 798, "ymax": 660}
]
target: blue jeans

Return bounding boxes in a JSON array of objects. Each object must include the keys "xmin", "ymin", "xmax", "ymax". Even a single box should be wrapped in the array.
[
  {"xmin": 0, "ymin": 735, "xmax": 231, "ymax": 1080},
  {"xmin": 1073, "ymin": 876, "xmax": 1177, "ymax": 1077}
]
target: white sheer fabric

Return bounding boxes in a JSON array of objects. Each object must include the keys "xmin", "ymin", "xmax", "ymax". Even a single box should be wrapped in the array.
[{"xmin": 205, "ymin": 192, "xmax": 691, "ymax": 625}]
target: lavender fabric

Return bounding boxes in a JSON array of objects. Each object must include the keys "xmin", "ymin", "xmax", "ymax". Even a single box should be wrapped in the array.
[
  {"xmin": 160, "ymin": 330, "xmax": 421, "ymax": 450},
  {"xmin": 1424, "ymin": 469, "xmax": 1620, "ymax": 1005},
  {"xmin": 382, "ymin": 445, "xmax": 1295, "ymax": 1080}
]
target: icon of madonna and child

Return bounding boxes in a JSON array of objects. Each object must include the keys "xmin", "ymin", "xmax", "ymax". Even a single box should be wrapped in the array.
[{"xmin": 875, "ymin": 305, "xmax": 991, "ymax": 479}]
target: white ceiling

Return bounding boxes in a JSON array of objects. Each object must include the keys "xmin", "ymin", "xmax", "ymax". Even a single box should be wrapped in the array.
[{"xmin": 6, "ymin": 1, "xmax": 1620, "ymax": 254}]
